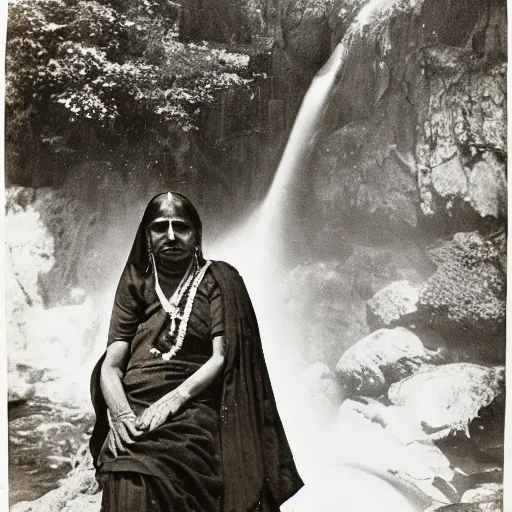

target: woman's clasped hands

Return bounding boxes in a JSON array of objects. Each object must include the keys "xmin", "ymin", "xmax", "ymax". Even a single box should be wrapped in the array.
[
  {"xmin": 135, "ymin": 390, "xmax": 184, "ymax": 432},
  {"xmin": 106, "ymin": 409, "xmax": 143, "ymax": 457},
  {"xmin": 107, "ymin": 391, "xmax": 185, "ymax": 456}
]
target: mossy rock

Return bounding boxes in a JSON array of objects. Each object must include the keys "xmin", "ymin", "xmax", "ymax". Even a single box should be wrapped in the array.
[{"xmin": 417, "ymin": 232, "xmax": 506, "ymax": 364}]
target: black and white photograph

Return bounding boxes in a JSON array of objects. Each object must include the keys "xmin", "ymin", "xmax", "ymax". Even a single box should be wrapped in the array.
[{"xmin": 3, "ymin": 0, "xmax": 508, "ymax": 510}]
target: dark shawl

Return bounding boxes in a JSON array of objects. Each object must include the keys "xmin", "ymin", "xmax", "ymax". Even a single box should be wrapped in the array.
[{"xmin": 90, "ymin": 261, "xmax": 303, "ymax": 511}]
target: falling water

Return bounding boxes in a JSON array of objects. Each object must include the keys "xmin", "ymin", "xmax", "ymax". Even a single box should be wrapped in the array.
[
  {"xmin": 209, "ymin": 42, "xmax": 347, "ymax": 326},
  {"xmin": 208, "ymin": 0, "xmax": 429, "ymax": 509}
]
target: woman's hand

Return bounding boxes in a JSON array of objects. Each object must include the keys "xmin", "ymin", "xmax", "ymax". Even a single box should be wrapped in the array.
[
  {"xmin": 135, "ymin": 391, "xmax": 184, "ymax": 432},
  {"xmin": 107, "ymin": 409, "xmax": 143, "ymax": 457}
]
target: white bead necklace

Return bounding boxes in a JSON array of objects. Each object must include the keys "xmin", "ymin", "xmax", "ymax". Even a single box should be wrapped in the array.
[{"xmin": 150, "ymin": 254, "xmax": 212, "ymax": 361}]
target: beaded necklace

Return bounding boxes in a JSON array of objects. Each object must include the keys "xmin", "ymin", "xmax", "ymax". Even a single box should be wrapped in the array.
[{"xmin": 149, "ymin": 253, "xmax": 212, "ymax": 360}]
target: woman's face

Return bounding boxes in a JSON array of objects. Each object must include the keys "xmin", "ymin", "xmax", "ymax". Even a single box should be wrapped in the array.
[{"xmin": 147, "ymin": 214, "xmax": 196, "ymax": 263}]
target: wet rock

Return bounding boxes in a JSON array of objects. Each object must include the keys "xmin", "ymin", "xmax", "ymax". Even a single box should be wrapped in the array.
[
  {"xmin": 336, "ymin": 327, "xmax": 445, "ymax": 396},
  {"xmin": 367, "ymin": 280, "xmax": 420, "ymax": 329},
  {"xmin": 9, "ymin": 401, "xmax": 95, "ymax": 507},
  {"xmin": 426, "ymin": 487, "xmax": 503, "ymax": 512},
  {"xmin": 301, "ymin": 362, "xmax": 344, "ymax": 418},
  {"xmin": 417, "ymin": 232, "xmax": 506, "ymax": 364},
  {"xmin": 11, "ymin": 462, "xmax": 100, "ymax": 512},
  {"xmin": 461, "ymin": 483, "xmax": 503, "ymax": 505},
  {"xmin": 388, "ymin": 364, "xmax": 504, "ymax": 438},
  {"xmin": 468, "ymin": 391, "xmax": 505, "ymax": 461}
]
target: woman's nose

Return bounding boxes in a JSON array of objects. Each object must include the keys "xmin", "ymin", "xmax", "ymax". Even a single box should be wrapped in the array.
[{"xmin": 167, "ymin": 223, "xmax": 175, "ymax": 240}]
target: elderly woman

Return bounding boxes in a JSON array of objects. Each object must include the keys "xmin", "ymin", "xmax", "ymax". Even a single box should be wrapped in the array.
[{"xmin": 90, "ymin": 192, "xmax": 303, "ymax": 511}]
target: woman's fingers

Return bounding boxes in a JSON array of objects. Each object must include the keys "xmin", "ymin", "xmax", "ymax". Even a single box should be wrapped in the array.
[
  {"xmin": 124, "ymin": 419, "xmax": 143, "ymax": 437},
  {"xmin": 149, "ymin": 410, "xmax": 164, "ymax": 432},
  {"xmin": 117, "ymin": 423, "xmax": 135, "ymax": 447},
  {"xmin": 112, "ymin": 428, "xmax": 123, "ymax": 453},
  {"xmin": 113, "ymin": 427, "xmax": 128, "ymax": 453},
  {"xmin": 107, "ymin": 431, "xmax": 118, "ymax": 458},
  {"xmin": 136, "ymin": 410, "xmax": 150, "ymax": 430}
]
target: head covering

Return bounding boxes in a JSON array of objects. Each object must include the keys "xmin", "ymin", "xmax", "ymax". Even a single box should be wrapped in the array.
[{"xmin": 128, "ymin": 192, "xmax": 204, "ymax": 275}]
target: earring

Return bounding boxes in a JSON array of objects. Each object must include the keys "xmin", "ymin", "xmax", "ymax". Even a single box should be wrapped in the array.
[
  {"xmin": 194, "ymin": 246, "xmax": 200, "ymax": 267},
  {"xmin": 145, "ymin": 230, "xmax": 153, "ymax": 274}
]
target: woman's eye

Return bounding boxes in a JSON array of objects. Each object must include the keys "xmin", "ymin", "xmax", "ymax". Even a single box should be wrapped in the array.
[
  {"xmin": 173, "ymin": 222, "xmax": 189, "ymax": 232},
  {"xmin": 151, "ymin": 221, "xmax": 167, "ymax": 232}
]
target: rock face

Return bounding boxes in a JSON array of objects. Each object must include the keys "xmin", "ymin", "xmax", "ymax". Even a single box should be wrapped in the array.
[
  {"xmin": 335, "ymin": 327, "xmax": 445, "ymax": 396},
  {"xmin": 11, "ymin": 442, "xmax": 100, "ymax": 512},
  {"xmin": 388, "ymin": 363, "xmax": 505, "ymax": 436},
  {"xmin": 298, "ymin": 0, "xmax": 507, "ymax": 370}
]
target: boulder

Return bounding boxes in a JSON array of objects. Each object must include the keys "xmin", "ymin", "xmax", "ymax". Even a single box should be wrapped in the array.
[
  {"xmin": 426, "ymin": 482, "xmax": 503, "ymax": 512},
  {"xmin": 388, "ymin": 363, "xmax": 505, "ymax": 438},
  {"xmin": 9, "ymin": 407, "xmax": 96, "ymax": 510},
  {"xmin": 417, "ymin": 232, "xmax": 506, "ymax": 364},
  {"xmin": 468, "ymin": 390, "xmax": 505, "ymax": 462},
  {"xmin": 335, "ymin": 327, "xmax": 445, "ymax": 396},
  {"xmin": 367, "ymin": 280, "xmax": 420, "ymax": 329},
  {"xmin": 11, "ymin": 456, "xmax": 100, "ymax": 512},
  {"xmin": 461, "ymin": 484, "xmax": 503, "ymax": 506}
]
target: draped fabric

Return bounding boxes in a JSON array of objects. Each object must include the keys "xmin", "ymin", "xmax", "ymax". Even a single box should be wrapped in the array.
[{"xmin": 90, "ymin": 260, "xmax": 303, "ymax": 511}]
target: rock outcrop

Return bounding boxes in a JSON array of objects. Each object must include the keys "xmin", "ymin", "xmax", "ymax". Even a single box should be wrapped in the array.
[
  {"xmin": 417, "ymin": 232, "xmax": 506, "ymax": 363},
  {"xmin": 388, "ymin": 363, "xmax": 505, "ymax": 437},
  {"xmin": 11, "ymin": 442, "xmax": 100, "ymax": 512},
  {"xmin": 335, "ymin": 327, "xmax": 445, "ymax": 396}
]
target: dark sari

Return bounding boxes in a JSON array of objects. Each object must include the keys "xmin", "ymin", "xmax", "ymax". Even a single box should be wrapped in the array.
[{"xmin": 90, "ymin": 261, "xmax": 303, "ymax": 511}]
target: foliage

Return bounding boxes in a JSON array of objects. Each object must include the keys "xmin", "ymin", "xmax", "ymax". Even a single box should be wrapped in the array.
[{"xmin": 6, "ymin": 0, "xmax": 253, "ymax": 139}]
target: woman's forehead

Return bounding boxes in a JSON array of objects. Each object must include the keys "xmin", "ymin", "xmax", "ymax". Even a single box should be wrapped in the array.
[{"xmin": 148, "ymin": 215, "xmax": 193, "ymax": 225}]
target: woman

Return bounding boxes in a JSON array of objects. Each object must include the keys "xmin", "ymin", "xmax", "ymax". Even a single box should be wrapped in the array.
[{"xmin": 90, "ymin": 192, "xmax": 303, "ymax": 511}]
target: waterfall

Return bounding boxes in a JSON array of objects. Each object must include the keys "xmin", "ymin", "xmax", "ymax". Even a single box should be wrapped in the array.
[
  {"xmin": 207, "ymin": 1, "xmax": 434, "ymax": 510},
  {"xmin": 261, "ymin": 42, "xmax": 347, "ymax": 219},
  {"xmin": 207, "ymin": 44, "xmax": 349, "ymax": 414},
  {"xmin": 209, "ymin": 42, "xmax": 347, "ymax": 314}
]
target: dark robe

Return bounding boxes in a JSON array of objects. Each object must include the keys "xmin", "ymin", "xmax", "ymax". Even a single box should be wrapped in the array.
[{"xmin": 90, "ymin": 260, "xmax": 303, "ymax": 511}]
